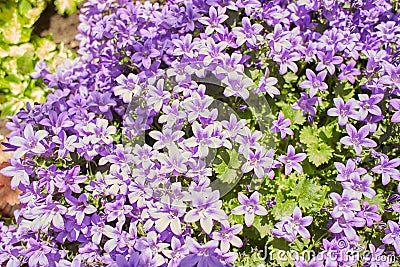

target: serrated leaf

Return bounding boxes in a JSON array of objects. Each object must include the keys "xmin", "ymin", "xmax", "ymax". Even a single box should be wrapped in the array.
[
  {"xmin": 306, "ymin": 142, "xmax": 333, "ymax": 167},
  {"xmin": 272, "ymin": 200, "xmax": 297, "ymax": 220},
  {"xmin": 299, "ymin": 125, "xmax": 318, "ymax": 145},
  {"xmin": 282, "ymin": 104, "xmax": 305, "ymax": 125},
  {"xmin": 214, "ymin": 150, "xmax": 242, "ymax": 184},
  {"xmin": 253, "ymin": 216, "xmax": 273, "ymax": 238},
  {"xmin": 292, "ymin": 177, "xmax": 328, "ymax": 211}
]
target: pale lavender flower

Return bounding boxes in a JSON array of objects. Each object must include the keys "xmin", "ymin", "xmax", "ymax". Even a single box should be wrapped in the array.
[
  {"xmin": 340, "ymin": 124, "xmax": 377, "ymax": 155},
  {"xmin": 299, "ymin": 69, "xmax": 328, "ymax": 96},
  {"xmin": 271, "ymin": 207, "xmax": 313, "ymax": 242},
  {"xmin": 327, "ymin": 98, "xmax": 358, "ymax": 126},
  {"xmin": 211, "ymin": 221, "xmax": 243, "ymax": 252},
  {"xmin": 278, "ymin": 145, "xmax": 306, "ymax": 175},
  {"xmin": 9, "ymin": 124, "xmax": 48, "ymax": 158},
  {"xmin": 270, "ymin": 112, "xmax": 293, "ymax": 139},
  {"xmin": 382, "ymin": 220, "xmax": 400, "ymax": 255},
  {"xmin": 231, "ymin": 191, "xmax": 267, "ymax": 227}
]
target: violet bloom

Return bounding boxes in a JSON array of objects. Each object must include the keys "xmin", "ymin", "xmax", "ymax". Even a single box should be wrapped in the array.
[
  {"xmin": 232, "ymin": 17, "xmax": 263, "ymax": 47},
  {"xmin": 231, "ymin": 191, "xmax": 267, "ymax": 227},
  {"xmin": 65, "ymin": 193, "xmax": 97, "ymax": 225},
  {"xmin": 356, "ymin": 94, "xmax": 382, "ymax": 120},
  {"xmin": 255, "ymin": 68, "xmax": 279, "ymax": 97},
  {"xmin": 372, "ymin": 155, "xmax": 400, "ymax": 185},
  {"xmin": 330, "ymin": 191, "xmax": 361, "ymax": 220},
  {"xmin": 357, "ymin": 201, "xmax": 381, "ymax": 227},
  {"xmin": 299, "ymin": 69, "xmax": 328, "ymax": 97},
  {"xmin": 54, "ymin": 166, "xmax": 87, "ymax": 193},
  {"xmin": 340, "ymin": 124, "xmax": 377, "ymax": 155},
  {"xmin": 222, "ymin": 72, "xmax": 254, "ymax": 100},
  {"xmin": 30, "ymin": 195, "xmax": 68, "ymax": 233},
  {"xmin": 278, "ymin": 145, "xmax": 306, "ymax": 175},
  {"xmin": 292, "ymin": 92, "xmax": 319, "ymax": 117},
  {"xmin": 221, "ymin": 114, "xmax": 247, "ymax": 140},
  {"xmin": 184, "ymin": 121, "xmax": 225, "ymax": 158},
  {"xmin": 150, "ymin": 197, "xmax": 186, "ymax": 236},
  {"xmin": 327, "ymin": 98, "xmax": 358, "ymax": 126},
  {"xmin": 9, "ymin": 123, "xmax": 48, "ymax": 158},
  {"xmin": 211, "ymin": 222, "xmax": 243, "ymax": 252},
  {"xmin": 316, "ymin": 50, "xmax": 343, "ymax": 75},
  {"xmin": 338, "ymin": 60, "xmax": 361, "ymax": 84},
  {"xmin": 294, "ymin": 256, "xmax": 324, "ymax": 267},
  {"xmin": 241, "ymin": 147, "xmax": 273, "ymax": 178},
  {"xmin": 0, "ymin": 157, "xmax": 31, "ymax": 189},
  {"xmin": 329, "ymin": 216, "xmax": 365, "ymax": 242},
  {"xmin": 198, "ymin": 6, "xmax": 228, "ymax": 35},
  {"xmin": 390, "ymin": 99, "xmax": 400, "ymax": 123},
  {"xmin": 363, "ymin": 244, "xmax": 391, "ymax": 267},
  {"xmin": 105, "ymin": 196, "xmax": 133, "ymax": 231},
  {"xmin": 273, "ymin": 50, "xmax": 300, "ymax": 75},
  {"xmin": 178, "ymin": 237, "xmax": 223, "ymax": 267},
  {"xmin": 114, "ymin": 73, "xmax": 141, "ymax": 103},
  {"xmin": 334, "ymin": 159, "xmax": 366, "ymax": 182},
  {"xmin": 52, "ymin": 130, "xmax": 77, "ymax": 158},
  {"xmin": 39, "ymin": 111, "xmax": 74, "ymax": 135},
  {"xmin": 132, "ymin": 39, "xmax": 160, "ymax": 69},
  {"xmin": 342, "ymin": 174, "xmax": 376, "ymax": 199},
  {"xmin": 162, "ymin": 237, "xmax": 189, "ymax": 266},
  {"xmin": 382, "ymin": 220, "xmax": 400, "ymax": 255},
  {"xmin": 270, "ymin": 112, "xmax": 293, "ymax": 139},
  {"xmin": 271, "ymin": 207, "xmax": 313, "ymax": 242},
  {"xmin": 184, "ymin": 191, "xmax": 227, "ymax": 234}
]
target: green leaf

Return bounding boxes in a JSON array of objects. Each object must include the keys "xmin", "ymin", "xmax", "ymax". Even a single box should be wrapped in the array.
[
  {"xmin": 54, "ymin": 0, "xmax": 80, "ymax": 15},
  {"xmin": 282, "ymin": 103, "xmax": 305, "ymax": 126},
  {"xmin": 291, "ymin": 177, "xmax": 328, "ymax": 211},
  {"xmin": 306, "ymin": 142, "xmax": 334, "ymax": 167},
  {"xmin": 299, "ymin": 125, "xmax": 318, "ymax": 145},
  {"xmin": 214, "ymin": 149, "xmax": 242, "ymax": 184},
  {"xmin": 252, "ymin": 216, "xmax": 273, "ymax": 238},
  {"xmin": 272, "ymin": 200, "xmax": 297, "ymax": 220}
]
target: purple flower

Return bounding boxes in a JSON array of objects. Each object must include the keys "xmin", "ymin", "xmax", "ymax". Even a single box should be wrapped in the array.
[
  {"xmin": 211, "ymin": 221, "xmax": 243, "ymax": 252},
  {"xmin": 327, "ymin": 98, "xmax": 358, "ymax": 126},
  {"xmin": 198, "ymin": 6, "xmax": 228, "ymax": 35},
  {"xmin": 0, "ymin": 157, "xmax": 31, "ymax": 189},
  {"xmin": 382, "ymin": 220, "xmax": 400, "ymax": 255},
  {"xmin": 340, "ymin": 124, "xmax": 377, "ymax": 155},
  {"xmin": 278, "ymin": 145, "xmax": 306, "ymax": 175},
  {"xmin": 342, "ymin": 174, "xmax": 376, "ymax": 199},
  {"xmin": 184, "ymin": 191, "xmax": 227, "ymax": 234},
  {"xmin": 231, "ymin": 191, "xmax": 267, "ymax": 227},
  {"xmin": 270, "ymin": 112, "xmax": 294, "ymax": 139},
  {"xmin": 356, "ymin": 94, "xmax": 383, "ymax": 120},
  {"xmin": 338, "ymin": 60, "xmax": 361, "ymax": 84},
  {"xmin": 329, "ymin": 216, "xmax": 365, "ymax": 242},
  {"xmin": 162, "ymin": 237, "xmax": 189, "ymax": 266},
  {"xmin": 330, "ymin": 191, "xmax": 361, "ymax": 220},
  {"xmin": 271, "ymin": 207, "xmax": 313, "ymax": 242},
  {"xmin": 132, "ymin": 39, "xmax": 161, "ymax": 69},
  {"xmin": 292, "ymin": 92, "xmax": 319, "ymax": 117},
  {"xmin": 390, "ymin": 99, "xmax": 400, "ymax": 122},
  {"xmin": 241, "ymin": 147, "xmax": 273, "ymax": 179},
  {"xmin": 222, "ymin": 72, "xmax": 254, "ymax": 100},
  {"xmin": 357, "ymin": 201, "xmax": 381, "ymax": 227},
  {"xmin": 316, "ymin": 50, "xmax": 343, "ymax": 75},
  {"xmin": 334, "ymin": 159, "xmax": 366, "ymax": 182},
  {"xmin": 8, "ymin": 124, "xmax": 48, "ymax": 158},
  {"xmin": 372, "ymin": 155, "xmax": 400, "ymax": 185},
  {"xmin": 114, "ymin": 73, "xmax": 141, "ymax": 103},
  {"xmin": 232, "ymin": 17, "xmax": 263, "ymax": 47},
  {"xmin": 179, "ymin": 237, "xmax": 223, "ymax": 267},
  {"xmin": 255, "ymin": 68, "xmax": 279, "ymax": 97},
  {"xmin": 65, "ymin": 193, "xmax": 97, "ymax": 225},
  {"xmin": 299, "ymin": 69, "xmax": 328, "ymax": 96}
]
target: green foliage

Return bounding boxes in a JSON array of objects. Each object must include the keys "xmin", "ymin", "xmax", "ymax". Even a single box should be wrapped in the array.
[
  {"xmin": 214, "ymin": 149, "xmax": 243, "ymax": 184},
  {"xmin": 0, "ymin": 0, "xmax": 77, "ymax": 117},
  {"xmin": 300, "ymin": 125, "xmax": 335, "ymax": 166}
]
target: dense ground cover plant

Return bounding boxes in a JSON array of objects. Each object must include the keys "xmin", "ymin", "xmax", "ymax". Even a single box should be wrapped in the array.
[
  {"xmin": 0, "ymin": 0, "xmax": 80, "ymax": 117},
  {"xmin": 1, "ymin": 0, "xmax": 400, "ymax": 266}
]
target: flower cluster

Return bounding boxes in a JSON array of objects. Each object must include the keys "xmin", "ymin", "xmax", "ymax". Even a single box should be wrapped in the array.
[{"xmin": 0, "ymin": 0, "xmax": 400, "ymax": 266}]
